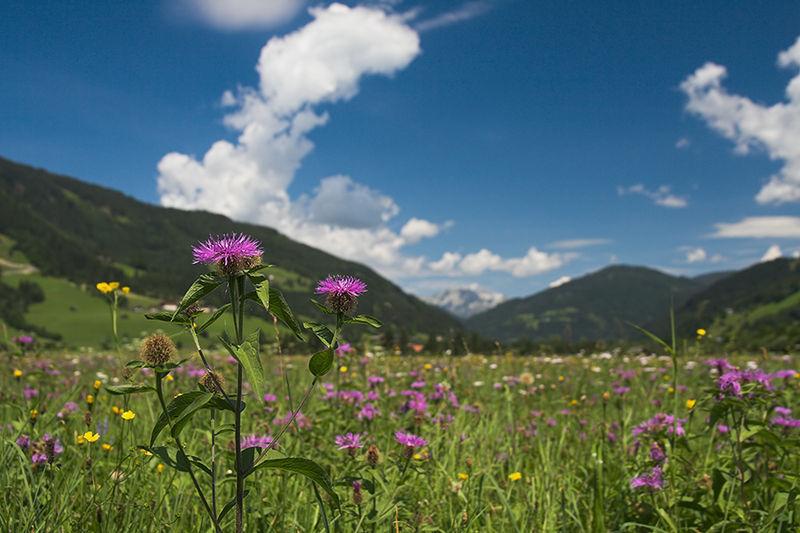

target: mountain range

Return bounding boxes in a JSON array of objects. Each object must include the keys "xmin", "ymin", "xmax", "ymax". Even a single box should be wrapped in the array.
[{"xmin": 1, "ymin": 156, "xmax": 797, "ymax": 352}]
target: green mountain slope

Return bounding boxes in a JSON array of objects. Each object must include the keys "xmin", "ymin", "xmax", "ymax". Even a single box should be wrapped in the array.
[
  {"xmin": 465, "ymin": 265, "xmax": 706, "ymax": 344},
  {"xmin": 0, "ymin": 156, "xmax": 461, "ymax": 345},
  {"xmin": 674, "ymin": 258, "xmax": 800, "ymax": 351}
]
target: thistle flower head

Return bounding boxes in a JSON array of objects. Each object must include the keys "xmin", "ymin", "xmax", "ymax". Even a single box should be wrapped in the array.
[
  {"xmin": 140, "ymin": 333, "xmax": 176, "ymax": 367},
  {"xmin": 315, "ymin": 275, "xmax": 367, "ymax": 314},
  {"xmin": 335, "ymin": 432, "xmax": 363, "ymax": 452},
  {"xmin": 192, "ymin": 233, "xmax": 263, "ymax": 275},
  {"xmin": 394, "ymin": 431, "xmax": 427, "ymax": 449}
]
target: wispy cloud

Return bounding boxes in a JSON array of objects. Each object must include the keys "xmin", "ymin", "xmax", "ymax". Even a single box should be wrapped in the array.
[
  {"xmin": 617, "ymin": 184, "xmax": 688, "ymax": 208},
  {"xmin": 171, "ymin": 0, "xmax": 305, "ymax": 30},
  {"xmin": 414, "ymin": 1, "xmax": 491, "ymax": 32},
  {"xmin": 549, "ymin": 238, "xmax": 611, "ymax": 250},
  {"xmin": 711, "ymin": 216, "xmax": 800, "ymax": 238}
]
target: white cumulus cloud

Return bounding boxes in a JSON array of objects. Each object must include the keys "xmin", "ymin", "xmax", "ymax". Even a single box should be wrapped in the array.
[
  {"xmin": 681, "ymin": 37, "xmax": 800, "ymax": 204},
  {"xmin": 429, "ymin": 248, "xmax": 572, "ymax": 278},
  {"xmin": 684, "ymin": 247, "xmax": 724, "ymax": 264}
]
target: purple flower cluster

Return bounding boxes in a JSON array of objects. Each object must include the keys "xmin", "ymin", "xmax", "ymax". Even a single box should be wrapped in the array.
[
  {"xmin": 16, "ymin": 433, "xmax": 63, "ymax": 467},
  {"xmin": 315, "ymin": 275, "xmax": 367, "ymax": 314},
  {"xmin": 335, "ymin": 432, "xmax": 363, "ymax": 452},
  {"xmin": 241, "ymin": 435, "xmax": 275, "ymax": 450},
  {"xmin": 632, "ymin": 413, "xmax": 686, "ymax": 439},
  {"xmin": 630, "ymin": 466, "xmax": 664, "ymax": 491},
  {"xmin": 394, "ymin": 431, "xmax": 427, "ymax": 449}
]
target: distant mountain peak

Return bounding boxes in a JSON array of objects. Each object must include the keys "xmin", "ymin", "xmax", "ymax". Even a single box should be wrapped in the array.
[{"xmin": 424, "ymin": 284, "xmax": 505, "ymax": 318}]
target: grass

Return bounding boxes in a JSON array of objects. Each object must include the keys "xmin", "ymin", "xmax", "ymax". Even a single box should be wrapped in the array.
[{"xmin": 1, "ymin": 345, "xmax": 799, "ymax": 531}]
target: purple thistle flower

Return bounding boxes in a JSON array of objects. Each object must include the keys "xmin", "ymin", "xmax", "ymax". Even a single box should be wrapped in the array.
[
  {"xmin": 192, "ymin": 233, "xmax": 262, "ymax": 274},
  {"xmin": 315, "ymin": 275, "xmax": 367, "ymax": 314},
  {"xmin": 357, "ymin": 403, "xmax": 380, "ymax": 421},
  {"xmin": 335, "ymin": 342, "xmax": 353, "ymax": 357},
  {"xmin": 772, "ymin": 416, "xmax": 800, "ymax": 429},
  {"xmin": 630, "ymin": 466, "xmax": 664, "ymax": 491},
  {"xmin": 263, "ymin": 393, "xmax": 277, "ymax": 403},
  {"xmin": 14, "ymin": 335, "xmax": 35, "ymax": 346},
  {"xmin": 649, "ymin": 442, "xmax": 666, "ymax": 463},
  {"xmin": 394, "ymin": 431, "xmax": 427, "ymax": 449},
  {"xmin": 23, "ymin": 386, "xmax": 38, "ymax": 400},
  {"xmin": 775, "ymin": 406, "xmax": 792, "ymax": 416},
  {"xmin": 16, "ymin": 435, "xmax": 30, "ymax": 451},
  {"xmin": 335, "ymin": 432, "xmax": 364, "ymax": 451},
  {"xmin": 31, "ymin": 453, "xmax": 48, "ymax": 466}
]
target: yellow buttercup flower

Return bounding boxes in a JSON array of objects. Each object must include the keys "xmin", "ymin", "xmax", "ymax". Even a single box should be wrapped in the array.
[
  {"xmin": 13, "ymin": 369, "xmax": 22, "ymax": 379},
  {"xmin": 121, "ymin": 410, "xmax": 136, "ymax": 421},
  {"xmin": 508, "ymin": 471, "xmax": 522, "ymax": 481},
  {"xmin": 30, "ymin": 409, "xmax": 39, "ymax": 420},
  {"xmin": 86, "ymin": 394, "xmax": 94, "ymax": 405},
  {"xmin": 108, "ymin": 282, "xmax": 120, "ymax": 290},
  {"xmin": 102, "ymin": 443, "xmax": 113, "ymax": 452},
  {"xmin": 686, "ymin": 399, "xmax": 697, "ymax": 410},
  {"xmin": 457, "ymin": 472, "xmax": 469, "ymax": 481},
  {"xmin": 667, "ymin": 386, "xmax": 675, "ymax": 394},
  {"xmin": 156, "ymin": 463, "xmax": 165, "ymax": 474},
  {"xmin": 423, "ymin": 363, "xmax": 433, "ymax": 370},
  {"xmin": 93, "ymin": 380, "xmax": 102, "ymax": 390},
  {"xmin": 96, "ymin": 282, "xmax": 112, "ymax": 294},
  {"xmin": 558, "ymin": 375, "xmax": 565, "ymax": 382},
  {"xmin": 412, "ymin": 453, "xmax": 422, "ymax": 460},
  {"xmin": 83, "ymin": 431, "xmax": 100, "ymax": 443},
  {"xmin": 76, "ymin": 434, "xmax": 86, "ymax": 445},
  {"xmin": 165, "ymin": 374, "xmax": 174, "ymax": 382},
  {"xmin": 339, "ymin": 366, "xmax": 348, "ymax": 373},
  {"xmin": 569, "ymin": 399, "xmax": 579, "ymax": 407},
  {"xmin": 122, "ymin": 286, "xmax": 131, "ymax": 294},
  {"xmin": 696, "ymin": 328, "xmax": 706, "ymax": 337},
  {"xmin": 111, "ymin": 405, "xmax": 122, "ymax": 415}
]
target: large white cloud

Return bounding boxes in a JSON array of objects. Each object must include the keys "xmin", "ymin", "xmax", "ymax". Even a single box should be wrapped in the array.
[
  {"xmin": 682, "ymin": 37, "xmax": 800, "ymax": 204},
  {"xmin": 157, "ymin": 3, "xmax": 565, "ymax": 283}
]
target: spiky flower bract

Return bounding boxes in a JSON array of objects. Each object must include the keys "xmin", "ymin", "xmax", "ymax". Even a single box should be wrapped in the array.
[
  {"xmin": 140, "ymin": 333, "xmax": 176, "ymax": 366},
  {"xmin": 192, "ymin": 233, "xmax": 263, "ymax": 276},
  {"xmin": 199, "ymin": 371, "xmax": 227, "ymax": 395},
  {"xmin": 315, "ymin": 275, "xmax": 367, "ymax": 314}
]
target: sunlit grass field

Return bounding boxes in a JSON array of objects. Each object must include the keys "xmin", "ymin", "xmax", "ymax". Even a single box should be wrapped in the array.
[{"xmin": 2, "ymin": 346, "xmax": 799, "ymax": 531}]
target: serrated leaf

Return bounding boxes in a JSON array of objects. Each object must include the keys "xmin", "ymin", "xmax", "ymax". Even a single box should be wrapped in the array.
[
  {"xmin": 150, "ymin": 391, "xmax": 214, "ymax": 446},
  {"xmin": 195, "ymin": 304, "xmax": 231, "ymax": 334},
  {"xmin": 248, "ymin": 457, "xmax": 339, "ymax": 508},
  {"xmin": 172, "ymin": 273, "xmax": 223, "ymax": 320},
  {"xmin": 346, "ymin": 314, "xmax": 382, "ymax": 328},
  {"xmin": 309, "ymin": 348, "xmax": 334, "ymax": 377},
  {"xmin": 248, "ymin": 273, "xmax": 270, "ymax": 313},
  {"xmin": 105, "ymin": 384, "xmax": 155, "ymax": 395},
  {"xmin": 267, "ymin": 287, "xmax": 304, "ymax": 340}
]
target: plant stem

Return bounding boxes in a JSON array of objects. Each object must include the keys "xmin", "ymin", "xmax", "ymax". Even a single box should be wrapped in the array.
[
  {"xmin": 155, "ymin": 372, "xmax": 221, "ymax": 532},
  {"xmin": 230, "ymin": 276, "xmax": 245, "ymax": 533}
]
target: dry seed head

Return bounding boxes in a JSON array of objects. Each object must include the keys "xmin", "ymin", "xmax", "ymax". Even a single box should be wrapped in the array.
[
  {"xmin": 140, "ymin": 334, "xmax": 176, "ymax": 366},
  {"xmin": 199, "ymin": 371, "xmax": 227, "ymax": 395}
]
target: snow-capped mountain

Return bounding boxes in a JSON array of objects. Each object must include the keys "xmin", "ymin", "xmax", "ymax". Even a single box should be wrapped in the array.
[{"xmin": 424, "ymin": 285, "xmax": 506, "ymax": 318}]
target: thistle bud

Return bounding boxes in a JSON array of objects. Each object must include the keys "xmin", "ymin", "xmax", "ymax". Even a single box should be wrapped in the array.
[
  {"xmin": 352, "ymin": 481, "xmax": 362, "ymax": 506},
  {"xmin": 366, "ymin": 444, "xmax": 380, "ymax": 467}
]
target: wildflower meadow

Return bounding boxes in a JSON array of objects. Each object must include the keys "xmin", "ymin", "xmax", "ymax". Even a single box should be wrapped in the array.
[{"xmin": 0, "ymin": 233, "xmax": 798, "ymax": 532}]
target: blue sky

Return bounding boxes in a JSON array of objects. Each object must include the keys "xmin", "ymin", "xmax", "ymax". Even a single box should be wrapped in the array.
[{"xmin": 2, "ymin": 0, "xmax": 800, "ymax": 298}]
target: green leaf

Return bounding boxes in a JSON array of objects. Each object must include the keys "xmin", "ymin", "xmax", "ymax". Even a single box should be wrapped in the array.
[
  {"xmin": 105, "ymin": 384, "xmax": 155, "ymax": 395},
  {"xmin": 303, "ymin": 321, "xmax": 334, "ymax": 347},
  {"xmin": 218, "ymin": 490, "xmax": 250, "ymax": 522},
  {"xmin": 144, "ymin": 445, "xmax": 191, "ymax": 473},
  {"xmin": 146, "ymin": 311, "xmax": 190, "ymax": 326},
  {"xmin": 267, "ymin": 287, "xmax": 304, "ymax": 340},
  {"xmin": 150, "ymin": 391, "xmax": 214, "ymax": 446},
  {"xmin": 310, "ymin": 298, "xmax": 334, "ymax": 315},
  {"xmin": 627, "ymin": 322, "xmax": 673, "ymax": 353},
  {"xmin": 248, "ymin": 273, "xmax": 270, "ymax": 313},
  {"xmin": 125, "ymin": 360, "xmax": 145, "ymax": 368},
  {"xmin": 172, "ymin": 273, "xmax": 223, "ymax": 320},
  {"xmin": 309, "ymin": 348, "xmax": 334, "ymax": 377},
  {"xmin": 346, "ymin": 314, "xmax": 382, "ymax": 328},
  {"xmin": 195, "ymin": 304, "xmax": 231, "ymax": 334},
  {"xmin": 223, "ymin": 331, "xmax": 265, "ymax": 399},
  {"xmin": 248, "ymin": 457, "xmax": 339, "ymax": 508}
]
